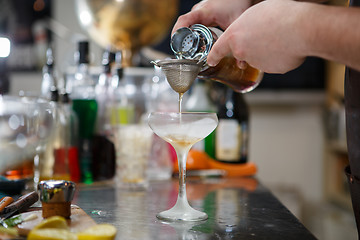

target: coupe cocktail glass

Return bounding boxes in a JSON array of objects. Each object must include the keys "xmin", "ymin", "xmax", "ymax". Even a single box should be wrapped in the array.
[{"xmin": 148, "ymin": 112, "xmax": 218, "ymax": 221}]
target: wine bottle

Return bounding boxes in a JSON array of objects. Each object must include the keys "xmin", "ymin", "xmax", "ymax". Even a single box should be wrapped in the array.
[{"xmin": 215, "ymin": 88, "xmax": 249, "ymax": 163}]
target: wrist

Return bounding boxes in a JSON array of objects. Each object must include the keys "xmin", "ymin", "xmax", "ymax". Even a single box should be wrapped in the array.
[{"xmin": 291, "ymin": 1, "xmax": 317, "ymax": 57}]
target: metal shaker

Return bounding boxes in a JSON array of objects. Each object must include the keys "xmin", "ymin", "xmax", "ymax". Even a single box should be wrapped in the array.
[
  {"xmin": 38, "ymin": 180, "xmax": 76, "ymax": 218},
  {"xmin": 170, "ymin": 24, "xmax": 263, "ymax": 93},
  {"xmin": 170, "ymin": 24, "xmax": 216, "ymax": 62}
]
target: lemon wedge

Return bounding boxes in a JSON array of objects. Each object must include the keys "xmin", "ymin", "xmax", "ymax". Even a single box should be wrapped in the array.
[
  {"xmin": 77, "ymin": 224, "xmax": 117, "ymax": 240},
  {"xmin": 27, "ymin": 215, "xmax": 116, "ymax": 240},
  {"xmin": 27, "ymin": 228, "xmax": 77, "ymax": 240},
  {"xmin": 0, "ymin": 226, "xmax": 18, "ymax": 237},
  {"xmin": 32, "ymin": 216, "xmax": 69, "ymax": 230}
]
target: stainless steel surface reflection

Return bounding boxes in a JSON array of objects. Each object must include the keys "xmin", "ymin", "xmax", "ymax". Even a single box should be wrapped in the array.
[
  {"xmin": 38, "ymin": 180, "xmax": 76, "ymax": 203},
  {"xmin": 74, "ymin": 178, "xmax": 316, "ymax": 240}
]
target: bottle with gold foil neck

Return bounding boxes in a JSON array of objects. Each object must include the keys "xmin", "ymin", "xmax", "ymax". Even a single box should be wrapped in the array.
[{"xmin": 170, "ymin": 24, "xmax": 263, "ymax": 93}]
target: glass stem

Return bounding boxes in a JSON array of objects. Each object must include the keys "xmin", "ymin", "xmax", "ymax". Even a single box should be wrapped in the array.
[{"xmin": 177, "ymin": 149, "xmax": 188, "ymax": 202}]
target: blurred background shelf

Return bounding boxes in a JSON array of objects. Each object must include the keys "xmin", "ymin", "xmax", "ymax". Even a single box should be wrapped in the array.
[{"xmin": 1, "ymin": 0, "xmax": 357, "ymax": 239}]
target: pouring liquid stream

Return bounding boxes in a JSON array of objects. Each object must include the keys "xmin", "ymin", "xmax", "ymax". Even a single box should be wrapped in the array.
[
  {"xmin": 178, "ymin": 93, "xmax": 183, "ymax": 113},
  {"xmin": 178, "ymin": 54, "xmax": 185, "ymax": 114},
  {"xmin": 178, "ymin": 54, "xmax": 185, "ymax": 123}
]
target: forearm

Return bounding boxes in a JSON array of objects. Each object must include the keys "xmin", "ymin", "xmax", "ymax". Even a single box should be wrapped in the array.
[
  {"xmin": 252, "ymin": 0, "xmax": 329, "ymax": 5},
  {"xmin": 298, "ymin": 2, "xmax": 360, "ymax": 70},
  {"xmin": 300, "ymin": 0, "xmax": 329, "ymax": 3}
]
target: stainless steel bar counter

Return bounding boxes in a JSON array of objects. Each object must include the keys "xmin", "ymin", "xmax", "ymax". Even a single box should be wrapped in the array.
[{"xmin": 73, "ymin": 177, "xmax": 317, "ymax": 240}]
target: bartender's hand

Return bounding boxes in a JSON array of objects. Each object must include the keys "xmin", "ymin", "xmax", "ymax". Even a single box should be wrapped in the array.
[
  {"xmin": 172, "ymin": 0, "xmax": 252, "ymax": 34},
  {"xmin": 207, "ymin": 0, "xmax": 307, "ymax": 74}
]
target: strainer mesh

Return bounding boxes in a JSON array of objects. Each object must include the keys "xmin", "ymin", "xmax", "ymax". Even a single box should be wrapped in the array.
[{"xmin": 156, "ymin": 59, "xmax": 202, "ymax": 94}]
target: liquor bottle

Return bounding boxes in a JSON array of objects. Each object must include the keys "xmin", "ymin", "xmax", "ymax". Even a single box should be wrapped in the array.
[
  {"xmin": 41, "ymin": 47, "xmax": 56, "ymax": 100},
  {"xmin": 40, "ymin": 89, "xmax": 71, "ymax": 181},
  {"xmin": 60, "ymin": 92, "xmax": 80, "ymax": 182},
  {"xmin": 110, "ymin": 55, "xmax": 135, "ymax": 125},
  {"xmin": 185, "ymin": 79, "xmax": 216, "ymax": 158},
  {"xmin": 52, "ymin": 90, "xmax": 71, "ymax": 181},
  {"xmin": 71, "ymin": 41, "xmax": 98, "ymax": 184},
  {"xmin": 110, "ymin": 52, "xmax": 123, "ymax": 89},
  {"xmin": 215, "ymin": 88, "xmax": 249, "ymax": 163},
  {"xmin": 95, "ymin": 50, "xmax": 115, "ymax": 134},
  {"xmin": 92, "ymin": 50, "xmax": 116, "ymax": 181}
]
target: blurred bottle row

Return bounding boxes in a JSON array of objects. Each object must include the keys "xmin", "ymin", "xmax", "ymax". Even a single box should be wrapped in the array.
[
  {"xmin": 5, "ymin": 39, "xmax": 251, "ymax": 186},
  {"xmin": 36, "ymin": 40, "xmax": 167, "ymax": 184},
  {"xmin": 37, "ymin": 41, "xmax": 110, "ymax": 184},
  {"xmin": 39, "ymin": 40, "xmax": 251, "ymax": 184}
]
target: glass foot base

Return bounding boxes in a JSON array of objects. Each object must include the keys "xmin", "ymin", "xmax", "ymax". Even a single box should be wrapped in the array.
[{"xmin": 157, "ymin": 206, "xmax": 208, "ymax": 222}]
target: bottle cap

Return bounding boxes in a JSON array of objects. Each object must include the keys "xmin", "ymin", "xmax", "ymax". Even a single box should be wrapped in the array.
[
  {"xmin": 102, "ymin": 51, "xmax": 115, "ymax": 74},
  {"xmin": 46, "ymin": 47, "xmax": 54, "ymax": 67},
  {"xmin": 116, "ymin": 67, "xmax": 123, "ymax": 79},
  {"xmin": 59, "ymin": 92, "xmax": 70, "ymax": 103},
  {"xmin": 78, "ymin": 41, "xmax": 89, "ymax": 64},
  {"xmin": 50, "ymin": 88, "xmax": 59, "ymax": 102}
]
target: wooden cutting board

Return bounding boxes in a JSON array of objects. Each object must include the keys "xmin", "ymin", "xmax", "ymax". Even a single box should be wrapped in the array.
[{"xmin": 13, "ymin": 205, "xmax": 96, "ymax": 237}]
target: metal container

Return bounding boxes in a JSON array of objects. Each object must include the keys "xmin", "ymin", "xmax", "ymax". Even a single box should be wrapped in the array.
[
  {"xmin": 170, "ymin": 24, "xmax": 263, "ymax": 93},
  {"xmin": 38, "ymin": 180, "xmax": 76, "ymax": 218},
  {"xmin": 170, "ymin": 24, "xmax": 215, "ymax": 62}
]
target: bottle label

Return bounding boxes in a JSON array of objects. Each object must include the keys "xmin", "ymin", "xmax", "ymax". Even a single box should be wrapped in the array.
[{"xmin": 215, "ymin": 119, "xmax": 241, "ymax": 161}]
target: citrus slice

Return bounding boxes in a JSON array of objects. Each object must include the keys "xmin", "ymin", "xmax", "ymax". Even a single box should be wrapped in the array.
[
  {"xmin": 77, "ymin": 224, "xmax": 117, "ymax": 240},
  {"xmin": 32, "ymin": 216, "xmax": 68, "ymax": 230},
  {"xmin": 0, "ymin": 226, "xmax": 18, "ymax": 237},
  {"xmin": 27, "ymin": 229, "xmax": 77, "ymax": 240},
  {"xmin": 207, "ymin": 159, "xmax": 257, "ymax": 177}
]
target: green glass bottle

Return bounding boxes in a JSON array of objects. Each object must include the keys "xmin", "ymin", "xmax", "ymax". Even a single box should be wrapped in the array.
[{"xmin": 70, "ymin": 41, "xmax": 98, "ymax": 184}]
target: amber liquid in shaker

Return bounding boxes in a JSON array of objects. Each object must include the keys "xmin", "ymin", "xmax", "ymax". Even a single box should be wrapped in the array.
[{"xmin": 199, "ymin": 56, "xmax": 262, "ymax": 93}]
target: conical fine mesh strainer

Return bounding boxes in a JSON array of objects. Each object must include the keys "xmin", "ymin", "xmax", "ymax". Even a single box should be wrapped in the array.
[{"xmin": 153, "ymin": 59, "xmax": 202, "ymax": 93}]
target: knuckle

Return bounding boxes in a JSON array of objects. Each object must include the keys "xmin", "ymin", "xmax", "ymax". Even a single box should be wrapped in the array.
[{"xmin": 232, "ymin": 47, "xmax": 246, "ymax": 59}]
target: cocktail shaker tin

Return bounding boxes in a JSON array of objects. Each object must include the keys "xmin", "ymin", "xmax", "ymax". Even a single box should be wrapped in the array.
[
  {"xmin": 170, "ymin": 24, "xmax": 263, "ymax": 93},
  {"xmin": 171, "ymin": 24, "xmax": 216, "ymax": 62},
  {"xmin": 38, "ymin": 180, "xmax": 76, "ymax": 218}
]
